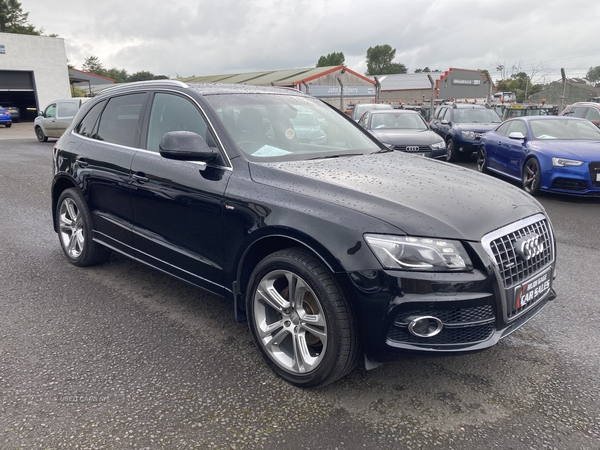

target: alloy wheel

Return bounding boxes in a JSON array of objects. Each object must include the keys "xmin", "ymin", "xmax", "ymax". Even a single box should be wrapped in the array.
[
  {"xmin": 253, "ymin": 269, "xmax": 328, "ymax": 374},
  {"xmin": 58, "ymin": 197, "xmax": 85, "ymax": 258}
]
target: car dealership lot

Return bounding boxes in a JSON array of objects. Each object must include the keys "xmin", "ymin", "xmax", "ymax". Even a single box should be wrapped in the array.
[{"xmin": 1, "ymin": 127, "xmax": 599, "ymax": 449}]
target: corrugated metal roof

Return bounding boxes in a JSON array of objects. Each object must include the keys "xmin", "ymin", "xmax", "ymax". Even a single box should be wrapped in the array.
[
  {"xmin": 179, "ymin": 66, "xmax": 363, "ymax": 86},
  {"xmin": 376, "ymin": 73, "xmax": 441, "ymax": 91}
]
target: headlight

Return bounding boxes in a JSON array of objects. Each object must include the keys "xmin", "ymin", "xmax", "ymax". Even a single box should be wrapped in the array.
[
  {"xmin": 430, "ymin": 141, "xmax": 446, "ymax": 150},
  {"xmin": 461, "ymin": 131, "xmax": 476, "ymax": 140},
  {"xmin": 364, "ymin": 234, "xmax": 473, "ymax": 271},
  {"xmin": 552, "ymin": 157, "xmax": 584, "ymax": 167}
]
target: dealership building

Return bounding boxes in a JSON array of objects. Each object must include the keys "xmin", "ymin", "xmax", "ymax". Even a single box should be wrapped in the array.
[
  {"xmin": 180, "ymin": 66, "xmax": 377, "ymax": 111},
  {"xmin": 0, "ymin": 32, "xmax": 73, "ymax": 121}
]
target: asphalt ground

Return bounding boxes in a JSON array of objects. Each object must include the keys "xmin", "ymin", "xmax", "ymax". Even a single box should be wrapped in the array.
[{"xmin": 0, "ymin": 123, "xmax": 599, "ymax": 449}]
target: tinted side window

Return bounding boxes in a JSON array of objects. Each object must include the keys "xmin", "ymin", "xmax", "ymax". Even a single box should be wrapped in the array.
[
  {"xmin": 507, "ymin": 120, "xmax": 527, "ymax": 136},
  {"xmin": 146, "ymin": 93, "xmax": 210, "ymax": 153},
  {"xmin": 435, "ymin": 107, "xmax": 446, "ymax": 120},
  {"xmin": 75, "ymin": 100, "xmax": 105, "ymax": 138},
  {"xmin": 571, "ymin": 107, "xmax": 588, "ymax": 118},
  {"xmin": 585, "ymin": 107, "xmax": 600, "ymax": 121},
  {"xmin": 495, "ymin": 122, "xmax": 512, "ymax": 136},
  {"xmin": 57, "ymin": 101, "xmax": 78, "ymax": 118},
  {"xmin": 97, "ymin": 93, "xmax": 146, "ymax": 147}
]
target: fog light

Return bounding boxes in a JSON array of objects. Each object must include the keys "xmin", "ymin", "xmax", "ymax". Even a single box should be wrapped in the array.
[{"xmin": 408, "ymin": 316, "xmax": 443, "ymax": 338}]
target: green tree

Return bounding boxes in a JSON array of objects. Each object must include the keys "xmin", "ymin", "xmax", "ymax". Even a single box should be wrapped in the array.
[
  {"xmin": 105, "ymin": 67, "xmax": 129, "ymax": 83},
  {"xmin": 587, "ymin": 66, "xmax": 600, "ymax": 84},
  {"xmin": 0, "ymin": 0, "xmax": 40, "ymax": 34},
  {"xmin": 128, "ymin": 71, "xmax": 155, "ymax": 82},
  {"xmin": 82, "ymin": 56, "xmax": 106, "ymax": 76},
  {"xmin": 365, "ymin": 44, "xmax": 407, "ymax": 75},
  {"xmin": 316, "ymin": 52, "xmax": 345, "ymax": 67}
]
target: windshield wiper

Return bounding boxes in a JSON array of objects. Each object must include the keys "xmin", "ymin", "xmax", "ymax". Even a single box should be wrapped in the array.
[
  {"xmin": 371, "ymin": 148, "xmax": 393, "ymax": 154},
  {"xmin": 308, "ymin": 153, "xmax": 362, "ymax": 160}
]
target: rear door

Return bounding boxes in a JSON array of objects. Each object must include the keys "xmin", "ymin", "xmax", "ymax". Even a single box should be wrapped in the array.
[
  {"xmin": 129, "ymin": 91, "xmax": 232, "ymax": 295},
  {"xmin": 72, "ymin": 93, "xmax": 148, "ymax": 250},
  {"xmin": 54, "ymin": 100, "xmax": 80, "ymax": 136}
]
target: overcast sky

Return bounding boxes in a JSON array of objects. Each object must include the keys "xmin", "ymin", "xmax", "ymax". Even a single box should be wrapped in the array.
[{"xmin": 19, "ymin": 0, "xmax": 600, "ymax": 83}]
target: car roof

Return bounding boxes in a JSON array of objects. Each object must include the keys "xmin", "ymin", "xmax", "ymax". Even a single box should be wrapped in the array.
[
  {"xmin": 96, "ymin": 80, "xmax": 307, "ymax": 98},
  {"xmin": 453, "ymin": 104, "xmax": 489, "ymax": 109},
  {"xmin": 510, "ymin": 115, "xmax": 589, "ymax": 122},
  {"xmin": 369, "ymin": 109, "xmax": 420, "ymax": 115},
  {"xmin": 565, "ymin": 102, "xmax": 600, "ymax": 108}
]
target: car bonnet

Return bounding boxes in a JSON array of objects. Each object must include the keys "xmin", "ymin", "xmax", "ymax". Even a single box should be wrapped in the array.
[{"xmin": 249, "ymin": 151, "xmax": 543, "ymax": 241}]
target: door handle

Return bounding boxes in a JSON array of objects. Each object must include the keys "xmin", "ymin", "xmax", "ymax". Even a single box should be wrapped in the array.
[{"xmin": 132, "ymin": 173, "xmax": 149, "ymax": 183}]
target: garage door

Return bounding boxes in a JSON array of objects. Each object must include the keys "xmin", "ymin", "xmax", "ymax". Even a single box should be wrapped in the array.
[
  {"xmin": 0, "ymin": 71, "xmax": 37, "ymax": 121},
  {"xmin": 0, "ymin": 70, "xmax": 34, "ymax": 90}
]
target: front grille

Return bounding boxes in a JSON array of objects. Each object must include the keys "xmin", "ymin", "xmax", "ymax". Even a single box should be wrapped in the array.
[
  {"xmin": 590, "ymin": 162, "xmax": 600, "ymax": 187},
  {"xmin": 485, "ymin": 218, "xmax": 554, "ymax": 289},
  {"xmin": 551, "ymin": 178, "xmax": 587, "ymax": 191},
  {"xmin": 394, "ymin": 145, "xmax": 430, "ymax": 153},
  {"xmin": 387, "ymin": 304, "xmax": 496, "ymax": 346}
]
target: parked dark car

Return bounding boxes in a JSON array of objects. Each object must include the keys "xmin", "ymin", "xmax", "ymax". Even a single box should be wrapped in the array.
[
  {"xmin": 430, "ymin": 103, "xmax": 502, "ymax": 161},
  {"xmin": 560, "ymin": 102, "xmax": 600, "ymax": 127},
  {"xmin": 351, "ymin": 102, "xmax": 392, "ymax": 121},
  {"xmin": 0, "ymin": 106, "xmax": 11, "ymax": 127},
  {"xmin": 52, "ymin": 81, "xmax": 557, "ymax": 387},
  {"xmin": 358, "ymin": 109, "xmax": 446, "ymax": 158},
  {"xmin": 477, "ymin": 116, "xmax": 600, "ymax": 196},
  {"xmin": 0, "ymin": 102, "xmax": 20, "ymax": 122}
]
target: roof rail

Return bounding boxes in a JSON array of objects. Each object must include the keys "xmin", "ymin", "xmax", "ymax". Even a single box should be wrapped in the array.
[{"xmin": 97, "ymin": 80, "xmax": 189, "ymax": 96}]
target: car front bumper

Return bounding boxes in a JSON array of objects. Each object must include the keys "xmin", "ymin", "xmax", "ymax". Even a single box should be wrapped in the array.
[{"xmin": 342, "ymin": 214, "xmax": 557, "ymax": 361}]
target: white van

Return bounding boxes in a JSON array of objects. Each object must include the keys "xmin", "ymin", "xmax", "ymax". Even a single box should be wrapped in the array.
[{"xmin": 34, "ymin": 98, "xmax": 90, "ymax": 142}]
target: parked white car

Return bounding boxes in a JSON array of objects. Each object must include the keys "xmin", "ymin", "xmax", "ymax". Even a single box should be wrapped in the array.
[{"xmin": 34, "ymin": 98, "xmax": 90, "ymax": 142}]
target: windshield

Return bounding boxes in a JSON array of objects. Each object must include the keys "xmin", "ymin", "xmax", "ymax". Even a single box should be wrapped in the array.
[
  {"xmin": 369, "ymin": 112, "xmax": 428, "ymax": 130},
  {"xmin": 454, "ymin": 108, "xmax": 501, "ymax": 124},
  {"xmin": 206, "ymin": 93, "xmax": 381, "ymax": 161},
  {"xmin": 353, "ymin": 103, "xmax": 392, "ymax": 120},
  {"xmin": 530, "ymin": 118, "xmax": 600, "ymax": 140}
]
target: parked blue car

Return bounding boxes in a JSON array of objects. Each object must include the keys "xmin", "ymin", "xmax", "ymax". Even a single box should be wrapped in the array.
[
  {"xmin": 0, "ymin": 106, "xmax": 12, "ymax": 127},
  {"xmin": 477, "ymin": 116, "xmax": 600, "ymax": 196}
]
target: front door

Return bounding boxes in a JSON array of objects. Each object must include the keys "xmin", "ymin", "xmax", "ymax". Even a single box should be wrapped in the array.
[{"xmin": 129, "ymin": 92, "xmax": 232, "ymax": 295}]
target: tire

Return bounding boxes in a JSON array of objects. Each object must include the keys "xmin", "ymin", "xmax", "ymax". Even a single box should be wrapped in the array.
[
  {"xmin": 56, "ymin": 188, "xmax": 111, "ymax": 266},
  {"xmin": 445, "ymin": 139, "xmax": 458, "ymax": 162},
  {"xmin": 5, "ymin": 123, "xmax": 11, "ymax": 128},
  {"xmin": 246, "ymin": 248, "xmax": 360, "ymax": 388},
  {"xmin": 477, "ymin": 147, "xmax": 488, "ymax": 173},
  {"xmin": 35, "ymin": 127, "xmax": 48, "ymax": 142},
  {"xmin": 522, "ymin": 158, "xmax": 541, "ymax": 196}
]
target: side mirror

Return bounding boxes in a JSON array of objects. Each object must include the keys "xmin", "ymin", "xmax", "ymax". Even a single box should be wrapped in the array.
[
  {"xmin": 159, "ymin": 131, "xmax": 218, "ymax": 162},
  {"xmin": 508, "ymin": 131, "xmax": 526, "ymax": 140},
  {"xmin": 441, "ymin": 119, "xmax": 449, "ymax": 125},
  {"xmin": 38, "ymin": 110, "xmax": 44, "ymax": 117}
]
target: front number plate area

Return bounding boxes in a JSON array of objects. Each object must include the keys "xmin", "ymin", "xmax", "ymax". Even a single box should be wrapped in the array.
[{"xmin": 513, "ymin": 267, "xmax": 552, "ymax": 313}]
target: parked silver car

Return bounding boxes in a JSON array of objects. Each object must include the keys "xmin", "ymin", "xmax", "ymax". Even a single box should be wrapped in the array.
[{"xmin": 34, "ymin": 98, "xmax": 90, "ymax": 142}]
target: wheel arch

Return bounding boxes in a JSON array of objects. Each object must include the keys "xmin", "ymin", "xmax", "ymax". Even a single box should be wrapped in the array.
[
  {"xmin": 233, "ymin": 230, "xmax": 348, "ymax": 319},
  {"xmin": 51, "ymin": 176, "xmax": 81, "ymax": 232},
  {"xmin": 236, "ymin": 231, "xmax": 343, "ymax": 296}
]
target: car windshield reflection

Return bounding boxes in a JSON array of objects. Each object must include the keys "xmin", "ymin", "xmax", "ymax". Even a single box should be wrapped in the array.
[
  {"xmin": 530, "ymin": 118, "xmax": 600, "ymax": 140},
  {"xmin": 206, "ymin": 94, "xmax": 380, "ymax": 161}
]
